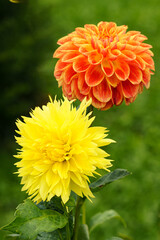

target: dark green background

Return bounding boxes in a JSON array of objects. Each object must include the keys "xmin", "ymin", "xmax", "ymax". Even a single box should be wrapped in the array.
[{"xmin": 0, "ymin": 0, "xmax": 160, "ymax": 239}]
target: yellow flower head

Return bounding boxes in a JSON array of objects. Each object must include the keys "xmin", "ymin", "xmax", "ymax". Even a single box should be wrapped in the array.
[{"xmin": 15, "ymin": 97, "xmax": 114, "ymax": 203}]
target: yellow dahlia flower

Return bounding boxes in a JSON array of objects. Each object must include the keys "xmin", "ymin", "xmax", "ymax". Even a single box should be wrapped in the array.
[{"xmin": 15, "ymin": 97, "xmax": 114, "ymax": 204}]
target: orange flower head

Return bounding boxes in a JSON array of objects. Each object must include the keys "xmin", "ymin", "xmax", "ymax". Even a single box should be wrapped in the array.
[{"xmin": 53, "ymin": 22, "xmax": 155, "ymax": 110}]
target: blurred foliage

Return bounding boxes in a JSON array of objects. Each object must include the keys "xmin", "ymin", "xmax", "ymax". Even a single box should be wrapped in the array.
[{"xmin": 0, "ymin": 0, "xmax": 160, "ymax": 239}]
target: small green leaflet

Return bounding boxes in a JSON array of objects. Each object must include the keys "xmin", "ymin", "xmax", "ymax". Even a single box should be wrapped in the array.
[
  {"xmin": 78, "ymin": 224, "xmax": 89, "ymax": 240},
  {"xmin": 1, "ymin": 199, "xmax": 68, "ymax": 240},
  {"xmin": 90, "ymin": 169, "xmax": 130, "ymax": 193},
  {"xmin": 89, "ymin": 209, "xmax": 126, "ymax": 233}
]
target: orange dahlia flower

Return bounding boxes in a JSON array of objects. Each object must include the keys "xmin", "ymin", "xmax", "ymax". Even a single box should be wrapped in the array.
[{"xmin": 53, "ymin": 21, "xmax": 154, "ymax": 110}]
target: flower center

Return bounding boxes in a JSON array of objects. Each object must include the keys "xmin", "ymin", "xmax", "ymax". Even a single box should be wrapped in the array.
[{"xmin": 41, "ymin": 142, "xmax": 72, "ymax": 163}]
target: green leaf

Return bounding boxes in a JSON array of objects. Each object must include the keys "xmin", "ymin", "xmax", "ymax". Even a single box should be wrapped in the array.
[
  {"xmin": 78, "ymin": 224, "xmax": 89, "ymax": 240},
  {"xmin": 90, "ymin": 169, "xmax": 130, "ymax": 193},
  {"xmin": 5, "ymin": 234, "xmax": 20, "ymax": 240},
  {"xmin": 107, "ymin": 238, "xmax": 123, "ymax": 240},
  {"xmin": 1, "ymin": 199, "xmax": 68, "ymax": 240},
  {"xmin": 65, "ymin": 192, "xmax": 77, "ymax": 212},
  {"xmin": 89, "ymin": 209, "xmax": 126, "ymax": 233}
]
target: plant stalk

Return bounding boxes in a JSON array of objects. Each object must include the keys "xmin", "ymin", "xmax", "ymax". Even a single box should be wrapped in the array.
[{"xmin": 72, "ymin": 197, "xmax": 85, "ymax": 240}]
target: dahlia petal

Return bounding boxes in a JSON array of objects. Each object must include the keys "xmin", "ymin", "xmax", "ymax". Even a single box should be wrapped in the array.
[
  {"xmin": 57, "ymin": 35, "xmax": 72, "ymax": 45},
  {"xmin": 116, "ymin": 42, "xmax": 126, "ymax": 51},
  {"xmin": 114, "ymin": 61, "xmax": 130, "ymax": 80},
  {"xmin": 132, "ymin": 56, "xmax": 146, "ymax": 70},
  {"xmin": 108, "ymin": 49, "xmax": 121, "ymax": 60},
  {"xmin": 75, "ymin": 27, "xmax": 89, "ymax": 37},
  {"xmin": 71, "ymin": 76, "xmax": 86, "ymax": 101},
  {"xmin": 127, "ymin": 39, "xmax": 140, "ymax": 46},
  {"xmin": 62, "ymin": 51, "xmax": 80, "ymax": 62},
  {"xmin": 89, "ymin": 90, "xmax": 106, "ymax": 108},
  {"xmin": 119, "ymin": 50, "xmax": 136, "ymax": 61},
  {"xmin": 122, "ymin": 80, "xmax": 139, "ymax": 98},
  {"xmin": 102, "ymin": 59, "xmax": 114, "ymax": 77},
  {"xmin": 112, "ymin": 84, "xmax": 123, "ymax": 105},
  {"xmin": 125, "ymin": 43, "xmax": 137, "ymax": 51},
  {"xmin": 140, "ymin": 52, "xmax": 155, "ymax": 70},
  {"xmin": 62, "ymin": 84, "xmax": 73, "ymax": 100},
  {"xmin": 125, "ymin": 96, "xmax": 137, "ymax": 105},
  {"xmin": 79, "ymin": 44, "xmax": 94, "ymax": 55},
  {"xmin": 107, "ymin": 74, "xmax": 119, "ymax": 87},
  {"xmin": 91, "ymin": 36, "xmax": 101, "ymax": 52},
  {"xmin": 85, "ymin": 65, "xmax": 104, "ymax": 87},
  {"xmin": 88, "ymin": 50, "xmax": 103, "ymax": 65},
  {"xmin": 116, "ymin": 25, "xmax": 128, "ymax": 35},
  {"xmin": 53, "ymin": 42, "xmax": 78, "ymax": 58},
  {"xmin": 55, "ymin": 59, "xmax": 69, "ymax": 71},
  {"xmin": 140, "ymin": 42, "xmax": 152, "ymax": 49},
  {"xmin": 73, "ymin": 55, "xmax": 90, "ymax": 72},
  {"xmin": 54, "ymin": 69, "xmax": 63, "ymax": 80},
  {"xmin": 107, "ymin": 22, "xmax": 117, "ymax": 33},
  {"xmin": 98, "ymin": 21, "xmax": 108, "ymax": 32},
  {"xmin": 142, "ymin": 68, "xmax": 151, "ymax": 89},
  {"xmin": 72, "ymin": 37, "xmax": 88, "ymax": 46},
  {"xmin": 101, "ymin": 100, "xmax": 113, "ymax": 110},
  {"xmin": 93, "ymin": 79, "xmax": 112, "ymax": 102},
  {"xmin": 64, "ymin": 65, "xmax": 76, "ymax": 84},
  {"xmin": 78, "ymin": 73, "xmax": 90, "ymax": 95},
  {"xmin": 128, "ymin": 65, "xmax": 142, "ymax": 84},
  {"xmin": 84, "ymin": 24, "xmax": 99, "ymax": 35}
]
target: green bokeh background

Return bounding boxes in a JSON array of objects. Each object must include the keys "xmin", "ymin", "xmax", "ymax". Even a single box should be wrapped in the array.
[{"xmin": 0, "ymin": 0, "xmax": 160, "ymax": 239}]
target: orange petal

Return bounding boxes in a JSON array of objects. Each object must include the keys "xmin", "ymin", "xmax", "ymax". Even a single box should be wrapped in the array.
[
  {"xmin": 102, "ymin": 59, "xmax": 114, "ymax": 77},
  {"xmin": 132, "ymin": 56, "xmax": 146, "ymax": 70},
  {"xmin": 71, "ymin": 77, "xmax": 85, "ymax": 101},
  {"xmin": 119, "ymin": 50, "xmax": 136, "ymax": 61},
  {"xmin": 55, "ymin": 59, "xmax": 69, "ymax": 71},
  {"xmin": 84, "ymin": 24, "xmax": 99, "ymax": 35},
  {"xmin": 88, "ymin": 50, "xmax": 103, "ymax": 65},
  {"xmin": 122, "ymin": 80, "xmax": 139, "ymax": 98},
  {"xmin": 114, "ymin": 61, "xmax": 130, "ymax": 80},
  {"xmin": 128, "ymin": 65, "xmax": 142, "ymax": 84},
  {"xmin": 79, "ymin": 44, "xmax": 94, "ymax": 55},
  {"xmin": 91, "ymin": 36, "xmax": 101, "ymax": 52},
  {"xmin": 112, "ymin": 84, "xmax": 123, "ymax": 105},
  {"xmin": 85, "ymin": 65, "xmax": 104, "ymax": 87},
  {"xmin": 93, "ymin": 79, "xmax": 112, "ymax": 102},
  {"xmin": 108, "ymin": 49, "xmax": 121, "ymax": 61},
  {"xmin": 73, "ymin": 55, "xmax": 90, "ymax": 72},
  {"xmin": 62, "ymin": 82, "xmax": 72, "ymax": 97},
  {"xmin": 140, "ymin": 52, "xmax": 155, "ymax": 70},
  {"xmin": 101, "ymin": 100, "xmax": 113, "ymax": 110},
  {"xmin": 107, "ymin": 22, "xmax": 117, "ymax": 33},
  {"xmin": 62, "ymin": 51, "xmax": 80, "ymax": 62},
  {"xmin": 72, "ymin": 37, "xmax": 88, "ymax": 47},
  {"xmin": 142, "ymin": 68, "xmax": 151, "ymax": 89},
  {"xmin": 78, "ymin": 73, "xmax": 90, "ymax": 95},
  {"xmin": 54, "ymin": 68, "xmax": 63, "ymax": 79},
  {"xmin": 53, "ymin": 42, "xmax": 78, "ymax": 58},
  {"xmin": 107, "ymin": 74, "xmax": 119, "ymax": 87},
  {"xmin": 64, "ymin": 65, "xmax": 76, "ymax": 84},
  {"xmin": 98, "ymin": 21, "xmax": 108, "ymax": 33},
  {"xmin": 89, "ymin": 90, "xmax": 106, "ymax": 109},
  {"xmin": 125, "ymin": 96, "xmax": 137, "ymax": 105},
  {"xmin": 75, "ymin": 27, "xmax": 88, "ymax": 37},
  {"xmin": 57, "ymin": 35, "xmax": 72, "ymax": 45}
]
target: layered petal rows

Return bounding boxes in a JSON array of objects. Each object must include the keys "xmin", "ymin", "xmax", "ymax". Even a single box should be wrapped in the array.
[
  {"xmin": 15, "ymin": 97, "xmax": 114, "ymax": 204},
  {"xmin": 53, "ymin": 22, "xmax": 155, "ymax": 110}
]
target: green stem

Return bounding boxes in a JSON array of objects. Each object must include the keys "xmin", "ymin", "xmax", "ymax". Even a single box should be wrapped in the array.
[
  {"xmin": 72, "ymin": 197, "xmax": 85, "ymax": 240},
  {"xmin": 58, "ymin": 229, "xmax": 63, "ymax": 240},
  {"xmin": 66, "ymin": 220, "xmax": 71, "ymax": 240},
  {"xmin": 82, "ymin": 202, "xmax": 86, "ymax": 224}
]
